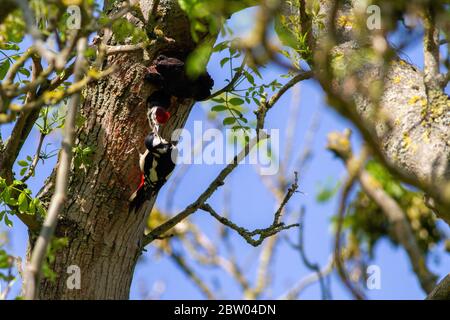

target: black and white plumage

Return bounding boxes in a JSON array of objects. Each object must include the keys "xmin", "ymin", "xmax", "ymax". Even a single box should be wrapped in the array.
[{"xmin": 129, "ymin": 133, "xmax": 177, "ymax": 212}]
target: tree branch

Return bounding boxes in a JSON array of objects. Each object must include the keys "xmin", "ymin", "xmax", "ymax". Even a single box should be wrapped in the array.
[
  {"xmin": 199, "ymin": 173, "xmax": 299, "ymax": 248},
  {"xmin": 21, "ymin": 132, "xmax": 45, "ymax": 183},
  {"xmin": 143, "ymin": 131, "xmax": 269, "ymax": 246},
  {"xmin": 24, "ymin": 38, "xmax": 87, "ymax": 300},
  {"xmin": 328, "ymin": 129, "xmax": 438, "ymax": 294},
  {"xmin": 330, "ymin": 134, "xmax": 368, "ymax": 300},
  {"xmin": 426, "ymin": 274, "xmax": 450, "ymax": 300}
]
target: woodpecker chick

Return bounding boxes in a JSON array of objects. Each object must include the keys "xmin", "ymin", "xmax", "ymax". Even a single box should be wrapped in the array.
[{"xmin": 129, "ymin": 133, "xmax": 177, "ymax": 212}]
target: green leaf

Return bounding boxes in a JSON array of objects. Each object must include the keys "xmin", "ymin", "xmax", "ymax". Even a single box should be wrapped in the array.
[
  {"xmin": 243, "ymin": 70, "xmax": 255, "ymax": 86},
  {"xmin": 223, "ymin": 117, "xmax": 236, "ymax": 125},
  {"xmin": 0, "ymin": 43, "xmax": 20, "ymax": 50},
  {"xmin": 18, "ymin": 67, "xmax": 30, "ymax": 77},
  {"xmin": 212, "ymin": 97, "xmax": 225, "ymax": 103},
  {"xmin": 18, "ymin": 160, "xmax": 28, "ymax": 167},
  {"xmin": 274, "ymin": 15, "xmax": 298, "ymax": 50},
  {"xmin": 316, "ymin": 181, "xmax": 340, "ymax": 203},
  {"xmin": 18, "ymin": 192, "xmax": 28, "ymax": 213},
  {"xmin": 4, "ymin": 214, "xmax": 13, "ymax": 228},
  {"xmin": 37, "ymin": 203, "xmax": 46, "ymax": 217},
  {"xmin": 1, "ymin": 187, "xmax": 13, "ymax": 206},
  {"xmin": 20, "ymin": 167, "xmax": 27, "ymax": 176},
  {"xmin": 211, "ymin": 105, "xmax": 227, "ymax": 112},
  {"xmin": 220, "ymin": 57, "xmax": 230, "ymax": 67},
  {"xmin": 229, "ymin": 98, "xmax": 244, "ymax": 106},
  {"xmin": 0, "ymin": 59, "xmax": 11, "ymax": 80},
  {"xmin": 213, "ymin": 40, "xmax": 229, "ymax": 53},
  {"xmin": 29, "ymin": 198, "xmax": 36, "ymax": 215},
  {"xmin": 186, "ymin": 42, "xmax": 213, "ymax": 78}
]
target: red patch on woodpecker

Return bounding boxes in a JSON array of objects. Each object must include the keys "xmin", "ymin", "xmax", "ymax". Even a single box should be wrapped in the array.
[
  {"xmin": 155, "ymin": 107, "xmax": 171, "ymax": 124},
  {"xmin": 138, "ymin": 174, "xmax": 145, "ymax": 190}
]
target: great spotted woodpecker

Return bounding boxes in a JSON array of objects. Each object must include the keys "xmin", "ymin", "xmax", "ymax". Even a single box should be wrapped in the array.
[
  {"xmin": 129, "ymin": 133, "xmax": 177, "ymax": 212},
  {"xmin": 129, "ymin": 89, "xmax": 175, "ymax": 212}
]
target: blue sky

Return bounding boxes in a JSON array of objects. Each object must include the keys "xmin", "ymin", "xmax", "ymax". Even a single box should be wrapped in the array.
[{"xmin": 1, "ymin": 6, "xmax": 449, "ymax": 300}]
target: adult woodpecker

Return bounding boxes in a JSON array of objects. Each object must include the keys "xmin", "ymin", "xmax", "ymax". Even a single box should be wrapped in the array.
[
  {"xmin": 129, "ymin": 88, "xmax": 175, "ymax": 212},
  {"xmin": 129, "ymin": 133, "xmax": 177, "ymax": 212}
]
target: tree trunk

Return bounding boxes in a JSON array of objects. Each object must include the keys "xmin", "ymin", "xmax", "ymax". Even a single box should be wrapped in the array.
[
  {"xmin": 27, "ymin": 0, "xmax": 202, "ymax": 299},
  {"xmin": 306, "ymin": 1, "xmax": 450, "ymax": 223}
]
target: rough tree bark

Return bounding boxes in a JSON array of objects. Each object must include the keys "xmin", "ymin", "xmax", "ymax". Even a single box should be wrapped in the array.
[
  {"xmin": 27, "ymin": 0, "xmax": 206, "ymax": 299},
  {"xmin": 312, "ymin": 1, "xmax": 450, "ymax": 223}
]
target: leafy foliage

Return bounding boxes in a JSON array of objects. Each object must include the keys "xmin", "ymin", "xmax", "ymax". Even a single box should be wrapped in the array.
[
  {"xmin": 0, "ymin": 247, "xmax": 15, "ymax": 283},
  {"xmin": 178, "ymin": 0, "xmax": 245, "ymax": 42},
  {"xmin": 274, "ymin": 0, "xmax": 324, "ymax": 65},
  {"xmin": 206, "ymin": 39, "xmax": 285, "ymax": 132},
  {"xmin": 316, "ymin": 179, "xmax": 340, "ymax": 203},
  {"xmin": 73, "ymin": 145, "xmax": 95, "ymax": 170},
  {"xmin": 42, "ymin": 237, "xmax": 69, "ymax": 282},
  {"xmin": 0, "ymin": 178, "xmax": 46, "ymax": 227},
  {"xmin": 345, "ymin": 160, "xmax": 443, "ymax": 257}
]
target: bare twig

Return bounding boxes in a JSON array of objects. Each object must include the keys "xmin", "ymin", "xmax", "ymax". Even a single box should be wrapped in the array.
[
  {"xmin": 24, "ymin": 38, "xmax": 87, "ymax": 300},
  {"xmin": 3, "ymin": 48, "xmax": 36, "ymax": 86},
  {"xmin": 143, "ymin": 131, "xmax": 269, "ymax": 246},
  {"xmin": 199, "ymin": 196, "xmax": 299, "ymax": 247},
  {"xmin": 255, "ymin": 71, "xmax": 312, "ymax": 131},
  {"xmin": 15, "ymin": 0, "xmax": 56, "ymax": 63},
  {"xmin": 105, "ymin": 43, "xmax": 148, "ymax": 55},
  {"xmin": 21, "ymin": 132, "xmax": 45, "ymax": 183},
  {"xmin": 330, "ymin": 135, "xmax": 368, "ymax": 300},
  {"xmin": 287, "ymin": 207, "xmax": 330, "ymax": 299},
  {"xmin": 205, "ymin": 57, "xmax": 247, "ymax": 101},
  {"xmin": 359, "ymin": 170, "xmax": 437, "ymax": 293},
  {"xmin": 279, "ymin": 255, "xmax": 334, "ymax": 300},
  {"xmin": 328, "ymin": 129, "xmax": 438, "ymax": 294},
  {"xmin": 170, "ymin": 251, "xmax": 216, "ymax": 299}
]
